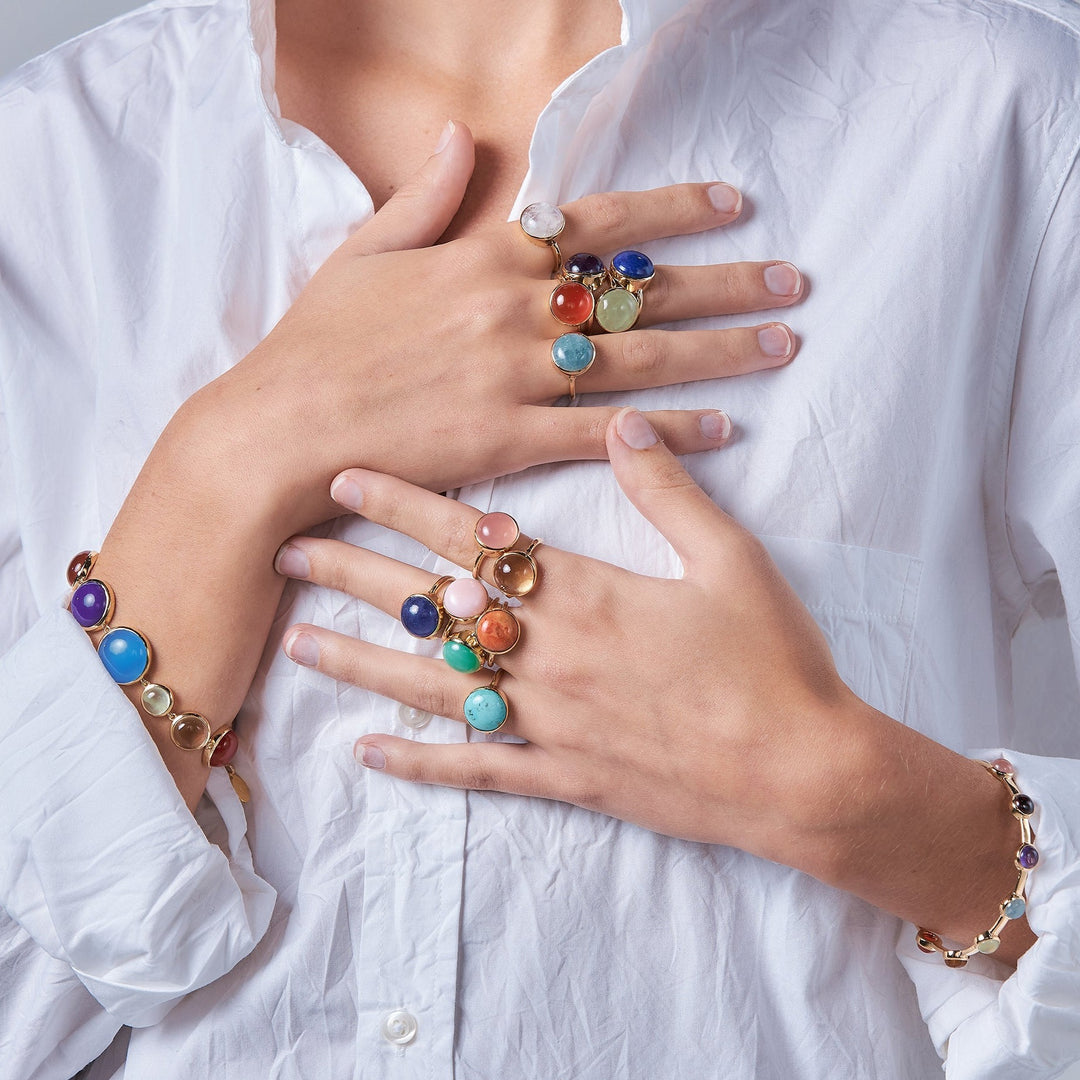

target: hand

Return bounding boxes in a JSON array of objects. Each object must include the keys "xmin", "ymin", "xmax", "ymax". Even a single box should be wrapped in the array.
[
  {"xmin": 201, "ymin": 122, "xmax": 805, "ymax": 536},
  {"xmin": 276, "ymin": 414, "xmax": 1038, "ymax": 958},
  {"xmin": 275, "ymin": 406, "xmax": 852, "ymax": 861}
]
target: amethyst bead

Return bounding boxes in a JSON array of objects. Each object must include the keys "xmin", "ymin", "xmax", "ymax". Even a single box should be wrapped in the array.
[
  {"xmin": 1017, "ymin": 844, "xmax": 1039, "ymax": 870},
  {"xmin": 70, "ymin": 579, "xmax": 111, "ymax": 628},
  {"xmin": 565, "ymin": 252, "xmax": 605, "ymax": 277}
]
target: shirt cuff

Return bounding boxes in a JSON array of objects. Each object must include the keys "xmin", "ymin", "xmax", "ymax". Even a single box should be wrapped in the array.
[
  {"xmin": 0, "ymin": 602, "xmax": 276, "ymax": 1027},
  {"xmin": 897, "ymin": 749, "xmax": 1080, "ymax": 1078}
]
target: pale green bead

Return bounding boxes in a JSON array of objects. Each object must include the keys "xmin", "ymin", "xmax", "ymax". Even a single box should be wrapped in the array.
[
  {"xmin": 976, "ymin": 935, "xmax": 1000, "ymax": 954},
  {"xmin": 595, "ymin": 288, "xmax": 641, "ymax": 333},
  {"xmin": 141, "ymin": 682, "xmax": 173, "ymax": 716}
]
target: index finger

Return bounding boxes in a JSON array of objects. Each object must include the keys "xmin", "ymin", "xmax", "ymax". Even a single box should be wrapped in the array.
[
  {"xmin": 514, "ymin": 183, "xmax": 743, "ymax": 274},
  {"xmin": 328, "ymin": 469, "xmax": 567, "ymax": 593}
]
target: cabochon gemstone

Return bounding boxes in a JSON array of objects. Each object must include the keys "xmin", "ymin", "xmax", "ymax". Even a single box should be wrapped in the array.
[
  {"xmin": 520, "ymin": 202, "xmax": 565, "ymax": 241},
  {"xmin": 98, "ymin": 627, "xmax": 150, "ymax": 684},
  {"xmin": 1002, "ymin": 896, "xmax": 1026, "ymax": 919},
  {"xmin": 443, "ymin": 639, "xmax": 482, "ymax": 674},
  {"xmin": 209, "ymin": 729, "xmax": 239, "ymax": 767},
  {"xmin": 990, "ymin": 757, "xmax": 1014, "ymax": 776},
  {"xmin": 141, "ymin": 682, "xmax": 173, "ymax": 716},
  {"xmin": 565, "ymin": 252, "xmax": 605, "ymax": 277},
  {"xmin": 975, "ymin": 935, "xmax": 1001, "ymax": 955},
  {"xmin": 551, "ymin": 333, "xmax": 596, "ymax": 374},
  {"xmin": 612, "ymin": 249, "xmax": 654, "ymax": 280},
  {"xmin": 476, "ymin": 608, "xmax": 520, "ymax": 654},
  {"xmin": 915, "ymin": 929, "xmax": 942, "ymax": 953},
  {"xmin": 401, "ymin": 594, "xmax": 441, "ymax": 638},
  {"xmin": 595, "ymin": 288, "xmax": 640, "ymax": 333},
  {"xmin": 494, "ymin": 552, "xmax": 537, "ymax": 596},
  {"xmin": 1012, "ymin": 793, "xmax": 1035, "ymax": 817},
  {"xmin": 67, "ymin": 551, "xmax": 93, "ymax": 587},
  {"xmin": 443, "ymin": 577, "xmax": 490, "ymax": 620},
  {"xmin": 71, "ymin": 579, "xmax": 111, "ymax": 628},
  {"xmin": 943, "ymin": 952, "xmax": 968, "ymax": 968},
  {"xmin": 171, "ymin": 712, "xmax": 211, "ymax": 751},
  {"xmin": 1017, "ymin": 844, "xmax": 1039, "ymax": 869},
  {"xmin": 464, "ymin": 687, "xmax": 508, "ymax": 732},
  {"xmin": 550, "ymin": 282, "xmax": 595, "ymax": 326},
  {"xmin": 476, "ymin": 512, "xmax": 519, "ymax": 552}
]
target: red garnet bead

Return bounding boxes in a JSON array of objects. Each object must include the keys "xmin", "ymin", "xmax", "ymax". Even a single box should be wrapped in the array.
[
  {"xmin": 549, "ymin": 282, "xmax": 595, "ymax": 326},
  {"xmin": 210, "ymin": 729, "xmax": 239, "ymax": 767},
  {"xmin": 67, "ymin": 550, "xmax": 93, "ymax": 586}
]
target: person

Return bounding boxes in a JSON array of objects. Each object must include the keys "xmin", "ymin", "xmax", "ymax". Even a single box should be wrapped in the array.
[{"xmin": 0, "ymin": 0, "xmax": 1078, "ymax": 1077}]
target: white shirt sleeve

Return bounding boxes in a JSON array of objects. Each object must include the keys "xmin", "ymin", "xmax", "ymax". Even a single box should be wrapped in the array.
[
  {"xmin": 897, "ymin": 150, "xmax": 1080, "ymax": 1077},
  {"xmin": 0, "ymin": 414, "xmax": 276, "ymax": 1040}
]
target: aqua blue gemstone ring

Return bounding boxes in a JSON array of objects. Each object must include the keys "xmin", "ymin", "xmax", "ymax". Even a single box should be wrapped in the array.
[
  {"xmin": 463, "ymin": 669, "xmax": 509, "ymax": 733},
  {"xmin": 550, "ymin": 332, "xmax": 597, "ymax": 401}
]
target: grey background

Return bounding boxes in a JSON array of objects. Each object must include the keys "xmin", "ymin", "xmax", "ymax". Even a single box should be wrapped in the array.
[{"xmin": 4, "ymin": 4, "xmax": 1080, "ymax": 1077}]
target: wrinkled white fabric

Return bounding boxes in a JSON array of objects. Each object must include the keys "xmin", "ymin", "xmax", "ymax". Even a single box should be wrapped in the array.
[{"xmin": 0, "ymin": 0, "xmax": 1079, "ymax": 1077}]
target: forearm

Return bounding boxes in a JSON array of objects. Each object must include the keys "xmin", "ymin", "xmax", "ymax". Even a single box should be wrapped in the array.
[
  {"xmin": 91, "ymin": 383, "xmax": 305, "ymax": 810},
  {"xmin": 788, "ymin": 700, "xmax": 1036, "ymax": 967}
]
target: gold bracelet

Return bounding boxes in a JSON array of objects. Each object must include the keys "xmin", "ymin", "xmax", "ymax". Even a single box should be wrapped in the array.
[
  {"xmin": 915, "ymin": 758, "xmax": 1036, "ymax": 966},
  {"xmin": 66, "ymin": 550, "xmax": 250, "ymax": 802}
]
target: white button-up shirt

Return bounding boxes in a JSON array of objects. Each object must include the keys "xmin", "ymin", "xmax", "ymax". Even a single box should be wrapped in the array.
[{"xmin": 1, "ymin": 1, "xmax": 1079, "ymax": 1077}]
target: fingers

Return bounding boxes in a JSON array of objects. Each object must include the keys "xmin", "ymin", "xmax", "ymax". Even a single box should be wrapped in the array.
[
  {"xmin": 345, "ymin": 121, "xmax": 475, "ymax": 256},
  {"xmin": 560, "ymin": 182, "xmax": 744, "ymax": 260},
  {"xmin": 354, "ymin": 736, "xmax": 553, "ymax": 800},
  {"xmin": 515, "ymin": 406, "xmax": 734, "ymax": 470},
  {"xmin": 638, "ymin": 261, "xmax": 805, "ymax": 326},
  {"xmin": 283, "ymin": 625, "xmax": 497, "ymax": 725},
  {"xmin": 327, "ymin": 469, "xmax": 562, "ymax": 584},
  {"xmin": 539, "ymin": 324, "xmax": 796, "ymax": 398},
  {"xmin": 604, "ymin": 407, "xmax": 743, "ymax": 570},
  {"xmin": 275, "ymin": 539, "xmax": 434, "ymax": 618}
]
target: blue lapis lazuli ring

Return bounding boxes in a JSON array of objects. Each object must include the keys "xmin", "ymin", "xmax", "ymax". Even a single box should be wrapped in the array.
[
  {"xmin": 608, "ymin": 249, "xmax": 655, "ymax": 295},
  {"xmin": 401, "ymin": 575, "xmax": 454, "ymax": 639}
]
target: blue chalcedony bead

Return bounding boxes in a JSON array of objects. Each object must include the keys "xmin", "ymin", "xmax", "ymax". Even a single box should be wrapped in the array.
[
  {"xmin": 1002, "ymin": 896, "xmax": 1026, "ymax": 919},
  {"xmin": 98, "ymin": 627, "xmax": 150, "ymax": 684},
  {"xmin": 565, "ymin": 252, "xmax": 605, "ymax": 277},
  {"xmin": 401, "ymin": 594, "xmax": 441, "ymax": 638},
  {"xmin": 612, "ymin": 249, "xmax": 654, "ymax": 280},
  {"xmin": 463, "ymin": 687, "xmax": 508, "ymax": 732},
  {"xmin": 71, "ymin": 580, "xmax": 110, "ymax": 628},
  {"xmin": 551, "ymin": 333, "xmax": 596, "ymax": 374}
]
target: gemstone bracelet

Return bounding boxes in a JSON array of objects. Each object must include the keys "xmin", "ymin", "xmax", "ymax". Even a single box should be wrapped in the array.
[
  {"xmin": 66, "ymin": 550, "xmax": 250, "ymax": 802},
  {"xmin": 915, "ymin": 757, "xmax": 1036, "ymax": 965}
]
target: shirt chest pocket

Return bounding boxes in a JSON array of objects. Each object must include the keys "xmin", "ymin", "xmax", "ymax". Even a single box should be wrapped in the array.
[{"xmin": 760, "ymin": 535, "xmax": 923, "ymax": 722}]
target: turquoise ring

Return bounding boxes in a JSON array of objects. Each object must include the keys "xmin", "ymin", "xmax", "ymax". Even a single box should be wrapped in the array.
[{"xmin": 464, "ymin": 669, "xmax": 509, "ymax": 732}]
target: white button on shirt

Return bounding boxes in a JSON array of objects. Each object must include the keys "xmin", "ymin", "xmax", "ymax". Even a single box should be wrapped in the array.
[{"xmin": 1, "ymin": 1, "xmax": 1080, "ymax": 1078}]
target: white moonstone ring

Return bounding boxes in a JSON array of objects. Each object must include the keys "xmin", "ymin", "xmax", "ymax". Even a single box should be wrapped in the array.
[{"xmin": 519, "ymin": 201, "xmax": 565, "ymax": 277}]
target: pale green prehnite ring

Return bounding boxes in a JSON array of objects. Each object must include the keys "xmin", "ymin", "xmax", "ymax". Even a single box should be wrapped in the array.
[{"xmin": 595, "ymin": 287, "xmax": 640, "ymax": 332}]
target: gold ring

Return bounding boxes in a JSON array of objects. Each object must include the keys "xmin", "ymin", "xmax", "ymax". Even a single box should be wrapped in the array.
[
  {"xmin": 472, "ymin": 512, "xmax": 542, "ymax": 597},
  {"xmin": 551, "ymin": 332, "xmax": 596, "ymax": 402},
  {"xmin": 519, "ymin": 202, "xmax": 565, "ymax": 277},
  {"xmin": 463, "ymin": 668, "xmax": 509, "ymax": 733}
]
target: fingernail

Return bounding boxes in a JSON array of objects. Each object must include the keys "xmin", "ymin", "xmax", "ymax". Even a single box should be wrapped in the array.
[
  {"xmin": 616, "ymin": 408, "xmax": 658, "ymax": 449},
  {"xmin": 434, "ymin": 120, "xmax": 455, "ymax": 154},
  {"xmin": 355, "ymin": 741, "xmax": 386, "ymax": 769},
  {"xmin": 763, "ymin": 262, "xmax": 802, "ymax": 297},
  {"xmin": 330, "ymin": 474, "xmax": 364, "ymax": 512},
  {"xmin": 275, "ymin": 542, "xmax": 310, "ymax": 579},
  {"xmin": 708, "ymin": 182, "xmax": 742, "ymax": 214},
  {"xmin": 284, "ymin": 629, "xmax": 320, "ymax": 667},
  {"xmin": 757, "ymin": 324, "xmax": 793, "ymax": 358},
  {"xmin": 699, "ymin": 411, "xmax": 732, "ymax": 441}
]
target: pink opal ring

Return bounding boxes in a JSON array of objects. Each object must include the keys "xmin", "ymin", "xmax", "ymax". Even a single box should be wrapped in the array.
[{"xmin": 472, "ymin": 512, "xmax": 542, "ymax": 597}]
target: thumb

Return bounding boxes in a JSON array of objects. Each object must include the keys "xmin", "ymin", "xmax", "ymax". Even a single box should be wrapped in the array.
[
  {"xmin": 605, "ymin": 407, "xmax": 739, "ymax": 570},
  {"xmin": 347, "ymin": 120, "xmax": 475, "ymax": 256}
]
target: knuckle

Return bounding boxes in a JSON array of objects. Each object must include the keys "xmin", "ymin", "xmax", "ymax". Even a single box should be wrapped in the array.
[
  {"xmin": 583, "ymin": 408, "xmax": 616, "ymax": 454},
  {"xmin": 582, "ymin": 191, "xmax": 630, "ymax": 235},
  {"xmin": 411, "ymin": 670, "xmax": 451, "ymax": 718},
  {"xmin": 458, "ymin": 756, "xmax": 499, "ymax": 791},
  {"xmin": 622, "ymin": 332, "xmax": 664, "ymax": 379}
]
